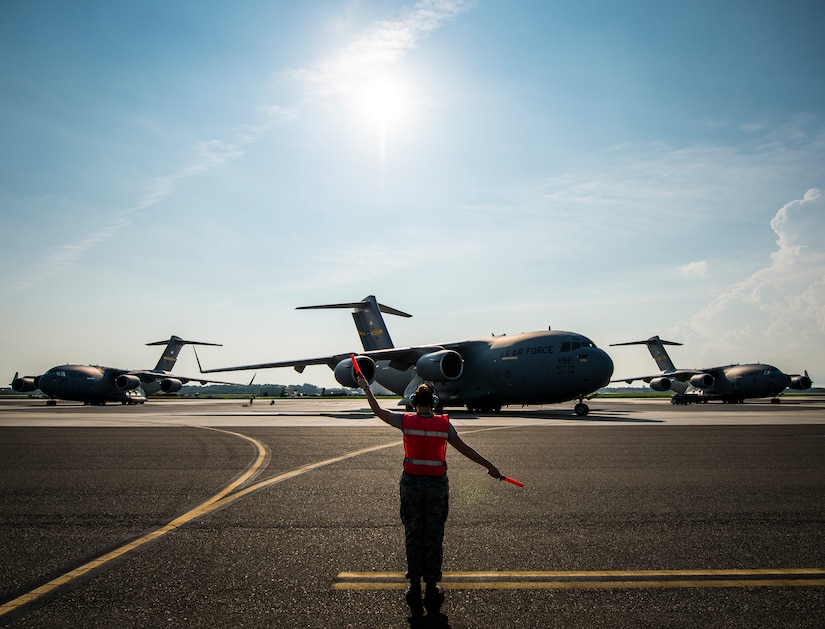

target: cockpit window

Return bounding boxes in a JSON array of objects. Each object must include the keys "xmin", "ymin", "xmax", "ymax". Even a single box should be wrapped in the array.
[{"xmin": 563, "ymin": 337, "xmax": 598, "ymax": 352}]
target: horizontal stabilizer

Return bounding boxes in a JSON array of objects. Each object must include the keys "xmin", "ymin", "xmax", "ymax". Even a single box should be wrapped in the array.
[
  {"xmin": 297, "ymin": 297, "xmax": 412, "ymax": 318},
  {"xmin": 610, "ymin": 335, "xmax": 680, "ymax": 373},
  {"xmin": 146, "ymin": 335, "xmax": 222, "ymax": 347},
  {"xmin": 610, "ymin": 336, "xmax": 682, "ymax": 347}
]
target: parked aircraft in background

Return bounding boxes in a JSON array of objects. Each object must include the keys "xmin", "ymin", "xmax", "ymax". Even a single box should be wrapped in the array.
[
  {"xmin": 11, "ymin": 336, "xmax": 241, "ymax": 405},
  {"xmin": 610, "ymin": 335, "xmax": 812, "ymax": 404},
  {"xmin": 198, "ymin": 295, "xmax": 614, "ymax": 415}
]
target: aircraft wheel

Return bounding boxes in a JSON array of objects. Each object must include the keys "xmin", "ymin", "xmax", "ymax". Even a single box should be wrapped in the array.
[
  {"xmin": 574, "ymin": 402, "xmax": 589, "ymax": 416},
  {"xmin": 771, "ymin": 398, "xmax": 780, "ymax": 404}
]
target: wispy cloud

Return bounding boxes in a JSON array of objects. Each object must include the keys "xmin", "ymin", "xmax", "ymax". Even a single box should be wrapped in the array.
[
  {"xmin": 3, "ymin": 105, "xmax": 298, "ymax": 295},
  {"xmin": 284, "ymin": 0, "xmax": 475, "ymax": 101},
  {"xmin": 5, "ymin": 2, "xmax": 472, "ymax": 296},
  {"xmin": 679, "ymin": 260, "xmax": 709, "ymax": 279}
]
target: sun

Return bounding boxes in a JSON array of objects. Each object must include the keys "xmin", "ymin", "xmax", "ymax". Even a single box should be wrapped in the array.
[{"xmin": 355, "ymin": 74, "xmax": 413, "ymax": 128}]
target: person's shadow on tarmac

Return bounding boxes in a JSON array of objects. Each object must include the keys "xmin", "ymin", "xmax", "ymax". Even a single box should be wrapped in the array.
[{"xmin": 408, "ymin": 612, "xmax": 451, "ymax": 628}]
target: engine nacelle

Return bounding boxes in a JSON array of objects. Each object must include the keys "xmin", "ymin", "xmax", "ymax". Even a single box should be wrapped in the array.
[
  {"xmin": 11, "ymin": 376, "xmax": 38, "ymax": 393},
  {"xmin": 788, "ymin": 374, "xmax": 812, "ymax": 390},
  {"xmin": 689, "ymin": 373, "xmax": 714, "ymax": 389},
  {"xmin": 115, "ymin": 374, "xmax": 142, "ymax": 390},
  {"xmin": 649, "ymin": 377, "xmax": 672, "ymax": 392},
  {"xmin": 415, "ymin": 350, "xmax": 464, "ymax": 382},
  {"xmin": 333, "ymin": 356, "xmax": 376, "ymax": 388},
  {"xmin": 160, "ymin": 378, "xmax": 183, "ymax": 393}
]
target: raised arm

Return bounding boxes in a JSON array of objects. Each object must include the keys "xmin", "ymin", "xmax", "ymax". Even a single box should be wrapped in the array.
[{"xmin": 357, "ymin": 374, "xmax": 395, "ymax": 425}]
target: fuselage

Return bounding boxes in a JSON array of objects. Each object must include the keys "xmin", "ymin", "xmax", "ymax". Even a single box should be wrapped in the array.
[
  {"xmin": 36, "ymin": 365, "xmax": 147, "ymax": 405},
  {"xmin": 678, "ymin": 363, "xmax": 790, "ymax": 402},
  {"xmin": 375, "ymin": 330, "xmax": 614, "ymax": 410}
]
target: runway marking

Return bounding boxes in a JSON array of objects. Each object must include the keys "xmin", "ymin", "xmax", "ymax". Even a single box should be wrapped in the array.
[
  {"xmin": 332, "ymin": 569, "xmax": 825, "ymax": 590},
  {"xmin": 0, "ymin": 426, "xmax": 270, "ymax": 620},
  {"xmin": 0, "ymin": 426, "xmax": 504, "ymax": 620}
]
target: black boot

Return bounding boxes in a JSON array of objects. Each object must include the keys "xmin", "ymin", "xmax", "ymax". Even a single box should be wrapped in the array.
[
  {"xmin": 423, "ymin": 582, "xmax": 445, "ymax": 615},
  {"xmin": 405, "ymin": 580, "xmax": 423, "ymax": 617}
]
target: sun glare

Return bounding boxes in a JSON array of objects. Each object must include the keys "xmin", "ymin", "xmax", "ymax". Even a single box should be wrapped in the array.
[
  {"xmin": 355, "ymin": 75, "xmax": 413, "ymax": 126},
  {"xmin": 350, "ymin": 74, "xmax": 417, "ymax": 173}
]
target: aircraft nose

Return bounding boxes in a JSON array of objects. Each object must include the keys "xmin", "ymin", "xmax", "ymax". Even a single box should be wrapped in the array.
[{"xmin": 592, "ymin": 348, "xmax": 614, "ymax": 387}]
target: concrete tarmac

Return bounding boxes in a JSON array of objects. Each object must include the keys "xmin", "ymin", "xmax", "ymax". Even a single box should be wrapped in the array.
[{"xmin": 1, "ymin": 397, "xmax": 824, "ymax": 628}]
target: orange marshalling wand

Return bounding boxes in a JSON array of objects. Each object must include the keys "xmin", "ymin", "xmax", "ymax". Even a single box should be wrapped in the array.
[
  {"xmin": 350, "ymin": 354, "xmax": 363, "ymax": 378},
  {"xmin": 502, "ymin": 476, "xmax": 524, "ymax": 488}
]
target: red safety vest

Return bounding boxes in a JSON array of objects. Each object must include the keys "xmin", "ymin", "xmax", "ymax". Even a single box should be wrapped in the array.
[{"xmin": 402, "ymin": 413, "xmax": 450, "ymax": 476}]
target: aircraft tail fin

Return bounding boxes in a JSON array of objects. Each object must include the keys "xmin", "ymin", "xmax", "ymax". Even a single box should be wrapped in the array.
[
  {"xmin": 297, "ymin": 295, "xmax": 412, "ymax": 351},
  {"xmin": 610, "ymin": 335, "xmax": 681, "ymax": 372},
  {"xmin": 146, "ymin": 336, "xmax": 222, "ymax": 372}
]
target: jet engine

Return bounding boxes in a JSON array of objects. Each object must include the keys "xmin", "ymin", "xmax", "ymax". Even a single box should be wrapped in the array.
[
  {"xmin": 415, "ymin": 350, "xmax": 464, "ymax": 382},
  {"xmin": 160, "ymin": 378, "xmax": 183, "ymax": 393},
  {"xmin": 788, "ymin": 372, "xmax": 812, "ymax": 390},
  {"xmin": 11, "ymin": 375, "xmax": 38, "ymax": 393},
  {"xmin": 649, "ymin": 377, "xmax": 672, "ymax": 392},
  {"xmin": 115, "ymin": 374, "xmax": 142, "ymax": 390},
  {"xmin": 333, "ymin": 356, "xmax": 376, "ymax": 388},
  {"xmin": 689, "ymin": 373, "xmax": 714, "ymax": 388}
]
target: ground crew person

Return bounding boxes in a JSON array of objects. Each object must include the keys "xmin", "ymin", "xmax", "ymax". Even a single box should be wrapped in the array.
[{"xmin": 356, "ymin": 375, "xmax": 503, "ymax": 618}]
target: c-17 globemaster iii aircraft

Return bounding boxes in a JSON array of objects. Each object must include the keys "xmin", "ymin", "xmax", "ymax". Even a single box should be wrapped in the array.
[
  {"xmin": 11, "ymin": 335, "xmax": 242, "ymax": 405},
  {"xmin": 198, "ymin": 295, "xmax": 614, "ymax": 415},
  {"xmin": 610, "ymin": 335, "xmax": 812, "ymax": 404}
]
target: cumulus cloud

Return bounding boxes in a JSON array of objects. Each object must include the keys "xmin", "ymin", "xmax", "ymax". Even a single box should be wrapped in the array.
[{"xmin": 688, "ymin": 189, "xmax": 825, "ymax": 368}]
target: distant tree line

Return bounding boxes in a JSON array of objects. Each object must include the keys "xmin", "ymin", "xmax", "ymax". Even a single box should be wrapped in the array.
[{"xmin": 172, "ymin": 383, "xmax": 359, "ymax": 397}]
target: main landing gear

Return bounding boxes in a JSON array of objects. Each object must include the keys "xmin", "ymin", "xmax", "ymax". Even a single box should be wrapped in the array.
[{"xmin": 465, "ymin": 403, "xmax": 502, "ymax": 413}]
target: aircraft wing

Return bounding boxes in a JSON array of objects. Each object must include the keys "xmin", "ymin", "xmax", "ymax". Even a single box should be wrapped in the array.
[
  {"xmin": 611, "ymin": 369, "xmax": 710, "ymax": 384},
  {"xmin": 198, "ymin": 345, "xmax": 451, "ymax": 374},
  {"xmin": 126, "ymin": 370, "xmax": 248, "ymax": 387}
]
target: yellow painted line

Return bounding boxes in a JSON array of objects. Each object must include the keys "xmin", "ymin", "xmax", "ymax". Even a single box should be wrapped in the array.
[
  {"xmin": 0, "ymin": 427, "xmax": 269, "ymax": 619},
  {"xmin": 332, "ymin": 569, "xmax": 825, "ymax": 590},
  {"xmin": 337, "ymin": 568, "xmax": 825, "ymax": 579},
  {"xmin": 207, "ymin": 439, "xmax": 403, "ymax": 510},
  {"xmin": 333, "ymin": 579, "xmax": 825, "ymax": 590}
]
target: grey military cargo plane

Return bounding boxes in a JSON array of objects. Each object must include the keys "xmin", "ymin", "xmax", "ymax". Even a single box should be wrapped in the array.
[
  {"xmin": 198, "ymin": 295, "xmax": 614, "ymax": 415},
  {"xmin": 11, "ymin": 335, "xmax": 240, "ymax": 405},
  {"xmin": 610, "ymin": 335, "xmax": 812, "ymax": 404}
]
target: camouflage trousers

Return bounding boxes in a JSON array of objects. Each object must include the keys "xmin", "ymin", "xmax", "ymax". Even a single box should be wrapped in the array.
[{"xmin": 399, "ymin": 472, "xmax": 450, "ymax": 583}]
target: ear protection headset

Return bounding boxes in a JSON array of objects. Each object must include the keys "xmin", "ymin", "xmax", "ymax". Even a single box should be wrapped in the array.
[{"xmin": 410, "ymin": 383, "xmax": 439, "ymax": 409}]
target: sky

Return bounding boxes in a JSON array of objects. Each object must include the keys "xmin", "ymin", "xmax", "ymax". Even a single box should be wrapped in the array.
[{"xmin": 1, "ymin": 0, "xmax": 823, "ymax": 391}]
